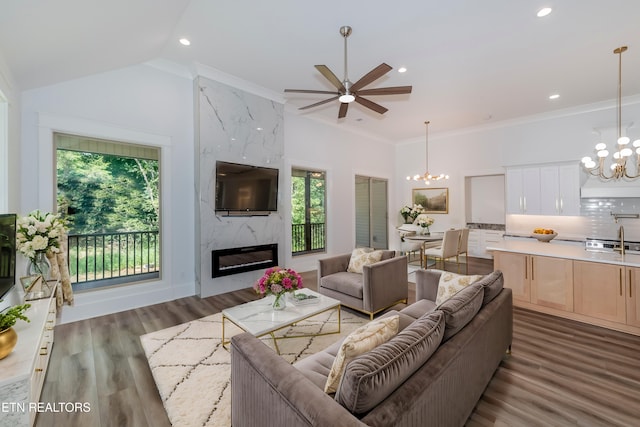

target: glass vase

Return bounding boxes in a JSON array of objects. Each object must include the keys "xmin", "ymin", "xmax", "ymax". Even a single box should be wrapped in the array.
[
  {"xmin": 420, "ymin": 226, "xmax": 431, "ymax": 236},
  {"xmin": 27, "ymin": 251, "xmax": 51, "ymax": 280},
  {"xmin": 272, "ymin": 293, "xmax": 287, "ymax": 310}
]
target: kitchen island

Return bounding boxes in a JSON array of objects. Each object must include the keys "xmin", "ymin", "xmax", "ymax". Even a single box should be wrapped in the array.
[{"xmin": 488, "ymin": 240, "xmax": 640, "ymax": 336}]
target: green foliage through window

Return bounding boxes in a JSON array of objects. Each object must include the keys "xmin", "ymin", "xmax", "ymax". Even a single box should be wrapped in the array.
[
  {"xmin": 56, "ymin": 150, "xmax": 159, "ymax": 234},
  {"xmin": 291, "ymin": 168, "xmax": 326, "ymax": 254}
]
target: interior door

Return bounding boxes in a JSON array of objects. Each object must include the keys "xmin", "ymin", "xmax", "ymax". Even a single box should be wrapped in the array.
[{"xmin": 355, "ymin": 175, "xmax": 388, "ymax": 249}]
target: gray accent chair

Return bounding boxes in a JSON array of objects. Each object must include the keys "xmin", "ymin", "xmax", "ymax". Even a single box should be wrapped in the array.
[{"xmin": 317, "ymin": 250, "xmax": 408, "ymax": 319}]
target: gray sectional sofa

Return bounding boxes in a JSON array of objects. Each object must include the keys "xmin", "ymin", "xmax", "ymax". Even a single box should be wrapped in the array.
[{"xmin": 230, "ymin": 269, "xmax": 512, "ymax": 427}]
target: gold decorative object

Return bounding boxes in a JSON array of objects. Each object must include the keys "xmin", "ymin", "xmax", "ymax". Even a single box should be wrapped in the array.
[
  {"xmin": 0, "ymin": 327, "xmax": 18, "ymax": 360},
  {"xmin": 582, "ymin": 46, "xmax": 640, "ymax": 180}
]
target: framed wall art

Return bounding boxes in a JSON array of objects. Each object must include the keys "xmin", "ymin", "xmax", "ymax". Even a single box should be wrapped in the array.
[{"xmin": 412, "ymin": 187, "xmax": 449, "ymax": 214}]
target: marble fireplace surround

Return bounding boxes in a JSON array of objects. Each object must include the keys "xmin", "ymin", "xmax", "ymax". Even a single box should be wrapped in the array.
[{"xmin": 195, "ymin": 76, "xmax": 285, "ymax": 297}]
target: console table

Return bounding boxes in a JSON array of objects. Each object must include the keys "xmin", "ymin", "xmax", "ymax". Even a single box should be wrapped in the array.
[{"xmin": 0, "ymin": 283, "xmax": 57, "ymax": 427}]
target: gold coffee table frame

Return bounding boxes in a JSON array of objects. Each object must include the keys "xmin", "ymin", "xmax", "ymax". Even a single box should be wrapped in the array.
[{"xmin": 221, "ymin": 290, "xmax": 341, "ymax": 355}]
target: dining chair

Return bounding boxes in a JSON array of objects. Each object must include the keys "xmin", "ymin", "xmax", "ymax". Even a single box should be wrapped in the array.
[
  {"xmin": 423, "ymin": 229, "xmax": 461, "ymax": 271},
  {"xmin": 457, "ymin": 228, "xmax": 470, "ymax": 274}
]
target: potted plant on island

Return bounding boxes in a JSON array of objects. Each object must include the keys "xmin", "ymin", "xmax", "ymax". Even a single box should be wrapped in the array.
[{"xmin": 0, "ymin": 302, "xmax": 31, "ymax": 359}]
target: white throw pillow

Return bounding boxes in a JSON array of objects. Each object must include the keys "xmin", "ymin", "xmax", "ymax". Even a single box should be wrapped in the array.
[
  {"xmin": 324, "ymin": 315, "xmax": 399, "ymax": 394},
  {"xmin": 435, "ymin": 272, "xmax": 483, "ymax": 305},
  {"xmin": 347, "ymin": 248, "xmax": 383, "ymax": 273}
]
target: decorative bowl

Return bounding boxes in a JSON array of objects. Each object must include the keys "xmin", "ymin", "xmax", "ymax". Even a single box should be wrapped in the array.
[{"xmin": 532, "ymin": 232, "xmax": 557, "ymax": 243}]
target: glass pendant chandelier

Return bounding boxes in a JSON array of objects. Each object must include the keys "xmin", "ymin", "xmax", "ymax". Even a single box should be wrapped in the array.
[
  {"xmin": 406, "ymin": 121, "xmax": 449, "ymax": 185},
  {"xmin": 581, "ymin": 46, "xmax": 640, "ymax": 180}
]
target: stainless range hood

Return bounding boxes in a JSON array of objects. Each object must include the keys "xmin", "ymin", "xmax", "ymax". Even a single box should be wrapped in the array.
[{"xmin": 581, "ymin": 177, "xmax": 640, "ymax": 198}]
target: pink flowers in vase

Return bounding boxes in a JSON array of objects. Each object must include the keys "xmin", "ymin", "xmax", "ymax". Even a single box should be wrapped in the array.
[{"xmin": 253, "ymin": 267, "xmax": 304, "ymax": 297}]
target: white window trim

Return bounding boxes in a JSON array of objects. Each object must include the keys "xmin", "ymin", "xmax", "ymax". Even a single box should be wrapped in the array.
[
  {"xmin": 0, "ymin": 93, "xmax": 7, "ymax": 212},
  {"xmin": 37, "ymin": 112, "xmax": 175, "ymax": 323}
]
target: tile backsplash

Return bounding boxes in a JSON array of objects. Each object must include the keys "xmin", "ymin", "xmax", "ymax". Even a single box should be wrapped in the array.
[
  {"xmin": 506, "ymin": 197, "xmax": 640, "ymax": 242},
  {"xmin": 580, "ymin": 197, "xmax": 640, "ymax": 241}
]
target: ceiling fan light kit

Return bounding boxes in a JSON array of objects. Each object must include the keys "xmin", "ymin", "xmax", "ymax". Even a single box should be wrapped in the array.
[
  {"xmin": 582, "ymin": 45, "xmax": 640, "ymax": 180},
  {"xmin": 284, "ymin": 26, "xmax": 412, "ymax": 118}
]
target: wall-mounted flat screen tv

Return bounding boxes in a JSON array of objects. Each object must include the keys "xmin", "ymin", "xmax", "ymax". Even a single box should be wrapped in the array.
[
  {"xmin": 215, "ymin": 161, "xmax": 278, "ymax": 213},
  {"xmin": 0, "ymin": 214, "xmax": 17, "ymax": 299}
]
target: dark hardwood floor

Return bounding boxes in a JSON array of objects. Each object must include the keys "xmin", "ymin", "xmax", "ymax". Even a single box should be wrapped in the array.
[{"xmin": 36, "ymin": 257, "xmax": 640, "ymax": 426}]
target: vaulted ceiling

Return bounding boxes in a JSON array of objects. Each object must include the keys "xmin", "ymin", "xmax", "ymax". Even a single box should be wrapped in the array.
[{"xmin": 1, "ymin": 0, "xmax": 640, "ymax": 142}]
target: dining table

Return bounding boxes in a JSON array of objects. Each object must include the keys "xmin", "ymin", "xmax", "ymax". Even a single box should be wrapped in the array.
[{"xmin": 404, "ymin": 232, "xmax": 444, "ymax": 268}]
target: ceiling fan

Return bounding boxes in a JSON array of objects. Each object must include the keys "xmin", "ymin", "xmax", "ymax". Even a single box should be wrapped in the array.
[{"xmin": 284, "ymin": 26, "xmax": 412, "ymax": 119}]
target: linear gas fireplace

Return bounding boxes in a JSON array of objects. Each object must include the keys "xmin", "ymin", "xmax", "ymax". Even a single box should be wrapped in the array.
[{"xmin": 212, "ymin": 243, "xmax": 278, "ymax": 278}]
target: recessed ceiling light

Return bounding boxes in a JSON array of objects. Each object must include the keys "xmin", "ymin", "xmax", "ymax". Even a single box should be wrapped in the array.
[
  {"xmin": 179, "ymin": 38, "xmax": 191, "ymax": 46},
  {"xmin": 398, "ymin": 67, "xmax": 407, "ymax": 73},
  {"xmin": 537, "ymin": 7, "xmax": 552, "ymax": 17},
  {"xmin": 549, "ymin": 94, "xmax": 560, "ymax": 100}
]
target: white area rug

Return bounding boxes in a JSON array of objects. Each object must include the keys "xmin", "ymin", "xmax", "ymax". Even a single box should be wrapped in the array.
[{"xmin": 140, "ymin": 309, "xmax": 368, "ymax": 427}]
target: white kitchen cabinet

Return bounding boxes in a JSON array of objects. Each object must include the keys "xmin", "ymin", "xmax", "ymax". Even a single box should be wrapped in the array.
[
  {"xmin": 507, "ymin": 163, "xmax": 580, "ymax": 216},
  {"xmin": 469, "ymin": 229, "xmax": 504, "ymax": 259},
  {"xmin": 468, "ymin": 230, "xmax": 482, "ymax": 257},
  {"xmin": 505, "ymin": 167, "xmax": 540, "ymax": 214},
  {"xmin": 539, "ymin": 164, "xmax": 581, "ymax": 216}
]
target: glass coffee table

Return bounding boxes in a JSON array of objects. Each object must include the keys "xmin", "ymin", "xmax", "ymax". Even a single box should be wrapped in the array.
[{"xmin": 221, "ymin": 289, "xmax": 341, "ymax": 354}]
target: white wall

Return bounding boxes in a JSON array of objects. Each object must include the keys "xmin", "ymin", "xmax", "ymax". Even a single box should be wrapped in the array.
[
  {"xmin": 0, "ymin": 48, "xmax": 20, "ymax": 213},
  {"xmin": 395, "ymin": 100, "xmax": 640, "ymax": 242},
  {"xmin": 0, "ymin": 48, "xmax": 22, "ymax": 313},
  {"xmin": 20, "ymin": 64, "xmax": 195, "ymax": 323},
  {"xmin": 467, "ymin": 175, "xmax": 505, "ymax": 224},
  {"xmin": 284, "ymin": 113, "xmax": 397, "ymax": 273}
]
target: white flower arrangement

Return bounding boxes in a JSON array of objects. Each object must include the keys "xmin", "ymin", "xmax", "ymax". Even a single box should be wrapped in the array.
[
  {"xmin": 16, "ymin": 210, "xmax": 67, "ymax": 260},
  {"xmin": 416, "ymin": 214, "xmax": 435, "ymax": 228},
  {"xmin": 403, "ymin": 204, "xmax": 424, "ymax": 220}
]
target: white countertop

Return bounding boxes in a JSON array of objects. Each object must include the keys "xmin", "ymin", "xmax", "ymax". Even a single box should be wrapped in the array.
[{"xmin": 487, "ymin": 240, "xmax": 640, "ymax": 268}]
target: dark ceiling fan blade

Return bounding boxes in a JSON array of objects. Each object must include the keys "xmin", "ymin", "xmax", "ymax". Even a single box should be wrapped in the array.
[
  {"xmin": 338, "ymin": 102, "xmax": 349, "ymax": 118},
  {"xmin": 315, "ymin": 65, "xmax": 346, "ymax": 92},
  {"xmin": 354, "ymin": 96, "xmax": 388, "ymax": 115},
  {"xmin": 356, "ymin": 86, "xmax": 413, "ymax": 96},
  {"xmin": 284, "ymin": 89, "xmax": 340, "ymax": 95},
  {"xmin": 350, "ymin": 63, "xmax": 393, "ymax": 92},
  {"xmin": 298, "ymin": 96, "xmax": 340, "ymax": 110}
]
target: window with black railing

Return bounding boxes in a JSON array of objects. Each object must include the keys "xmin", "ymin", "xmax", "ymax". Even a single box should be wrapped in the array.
[
  {"xmin": 67, "ymin": 231, "xmax": 160, "ymax": 290},
  {"xmin": 291, "ymin": 168, "xmax": 326, "ymax": 255},
  {"xmin": 56, "ymin": 132, "xmax": 161, "ymax": 290}
]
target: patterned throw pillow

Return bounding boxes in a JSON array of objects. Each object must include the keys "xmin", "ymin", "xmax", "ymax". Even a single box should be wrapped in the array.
[
  {"xmin": 346, "ymin": 248, "xmax": 383, "ymax": 273},
  {"xmin": 435, "ymin": 272, "xmax": 483, "ymax": 305},
  {"xmin": 324, "ymin": 315, "xmax": 400, "ymax": 394}
]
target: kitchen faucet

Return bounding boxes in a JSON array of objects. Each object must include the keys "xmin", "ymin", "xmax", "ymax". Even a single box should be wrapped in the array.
[{"xmin": 616, "ymin": 225, "xmax": 625, "ymax": 255}]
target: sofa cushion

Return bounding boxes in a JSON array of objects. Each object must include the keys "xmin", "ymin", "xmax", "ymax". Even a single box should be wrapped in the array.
[
  {"xmin": 324, "ymin": 315, "xmax": 400, "ymax": 394},
  {"xmin": 474, "ymin": 270, "xmax": 504, "ymax": 305},
  {"xmin": 378, "ymin": 310, "xmax": 419, "ymax": 332},
  {"xmin": 347, "ymin": 248, "xmax": 383, "ymax": 273},
  {"xmin": 320, "ymin": 272, "xmax": 364, "ymax": 299},
  {"xmin": 435, "ymin": 272, "xmax": 483, "ymax": 305},
  {"xmin": 436, "ymin": 283, "xmax": 484, "ymax": 340},
  {"xmin": 335, "ymin": 310, "xmax": 445, "ymax": 414},
  {"xmin": 399, "ymin": 298, "xmax": 437, "ymax": 320}
]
